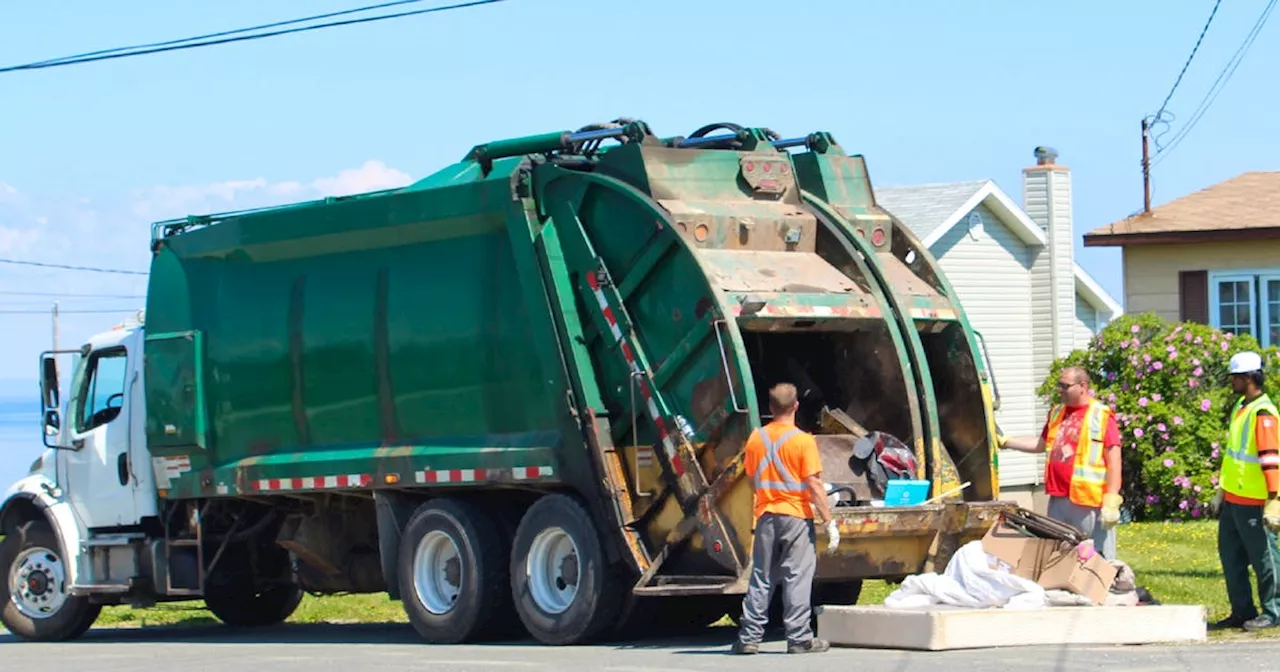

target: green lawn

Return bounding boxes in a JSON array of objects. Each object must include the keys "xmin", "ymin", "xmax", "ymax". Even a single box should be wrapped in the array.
[{"xmin": 8, "ymin": 521, "xmax": 1280, "ymax": 639}]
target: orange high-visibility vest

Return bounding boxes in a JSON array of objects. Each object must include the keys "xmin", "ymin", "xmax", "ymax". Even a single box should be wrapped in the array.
[{"xmin": 1043, "ymin": 399, "xmax": 1113, "ymax": 508}]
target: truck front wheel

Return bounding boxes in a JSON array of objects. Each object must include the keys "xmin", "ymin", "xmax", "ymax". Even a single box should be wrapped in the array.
[
  {"xmin": 398, "ymin": 498, "xmax": 510, "ymax": 644},
  {"xmin": 509, "ymin": 493, "xmax": 621, "ymax": 645},
  {"xmin": 0, "ymin": 519, "xmax": 101, "ymax": 641}
]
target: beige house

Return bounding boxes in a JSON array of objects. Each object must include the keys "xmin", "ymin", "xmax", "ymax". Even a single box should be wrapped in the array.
[{"xmin": 1084, "ymin": 171, "xmax": 1280, "ymax": 343}]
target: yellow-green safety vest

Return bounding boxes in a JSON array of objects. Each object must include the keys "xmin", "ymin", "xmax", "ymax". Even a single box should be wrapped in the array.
[{"xmin": 1221, "ymin": 393, "xmax": 1280, "ymax": 500}]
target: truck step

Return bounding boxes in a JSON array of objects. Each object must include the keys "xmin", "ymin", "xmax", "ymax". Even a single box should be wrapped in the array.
[
  {"xmin": 82, "ymin": 533, "xmax": 145, "ymax": 548},
  {"xmin": 69, "ymin": 584, "xmax": 132, "ymax": 595}
]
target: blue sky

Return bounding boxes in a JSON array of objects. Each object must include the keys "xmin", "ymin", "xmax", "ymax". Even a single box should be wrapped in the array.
[{"xmin": 1, "ymin": 0, "xmax": 1277, "ymax": 389}]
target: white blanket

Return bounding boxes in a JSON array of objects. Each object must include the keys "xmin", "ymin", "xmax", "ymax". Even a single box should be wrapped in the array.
[{"xmin": 883, "ymin": 540, "xmax": 1051, "ymax": 610}]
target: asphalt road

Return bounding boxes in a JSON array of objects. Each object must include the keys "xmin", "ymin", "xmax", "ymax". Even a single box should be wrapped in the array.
[{"xmin": 2, "ymin": 623, "xmax": 1278, "ymax": 671}]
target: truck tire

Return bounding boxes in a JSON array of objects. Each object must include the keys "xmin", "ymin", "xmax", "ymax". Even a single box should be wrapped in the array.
[
  {"xmin": 204, "ymin": 583, "xmax": 304, "ymax": 627},
  {"xmin": 398, "ymin": 498, "xmax": 510, "ymax": 644},
  {"xmin": 0, "ymin": 519, "xmax": 101, "ymax": 641},
  {"xmin": 509, "ymin": 493, "xmax": 622, "ymax": 645}
]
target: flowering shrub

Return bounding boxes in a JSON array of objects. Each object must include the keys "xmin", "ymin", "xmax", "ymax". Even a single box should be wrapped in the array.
[{"xmin": 1037, "ymin": 312, "xmax": 1280, "ymax": 521}]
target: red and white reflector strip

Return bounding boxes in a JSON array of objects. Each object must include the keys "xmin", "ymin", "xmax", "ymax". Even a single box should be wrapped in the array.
[
  {"xmin": 254, "ymin": 474, "xmax": 372, "ymax": 492},
  {"xmin": 586, "ymin": 271, "xmax": 686, "ymax": 477},
  {"xmin": 414, "ymin": 465, "xmax": 555, "ymax": 484}
]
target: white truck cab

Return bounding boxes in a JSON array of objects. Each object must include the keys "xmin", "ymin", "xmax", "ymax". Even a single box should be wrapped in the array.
[{"xmin": 1, "ymin": 311, "xmax": 158, "ymax": 640}]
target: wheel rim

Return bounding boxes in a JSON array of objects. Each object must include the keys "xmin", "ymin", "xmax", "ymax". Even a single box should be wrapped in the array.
[
  {"xmin": 525, "ymin": 526, "xmax": 579, "ymax": 615},
  {"xmin": 413, "ymin": 530, "xmax": 462, "ymax": 615},
  {"xmin": 9, "ymin": 546, "xmax": 68, "ymax": 620}
]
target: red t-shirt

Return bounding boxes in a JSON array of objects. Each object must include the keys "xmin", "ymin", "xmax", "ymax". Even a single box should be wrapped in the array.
[{"xmin": 1039, "ymin": 404, "xmax": 1120, "ymax": 497}]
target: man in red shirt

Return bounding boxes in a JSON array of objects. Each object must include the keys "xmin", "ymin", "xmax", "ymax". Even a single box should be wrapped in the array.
[{"xmin": 1001, "ymin": 366, "xmax": 1123, "ymax": 558}]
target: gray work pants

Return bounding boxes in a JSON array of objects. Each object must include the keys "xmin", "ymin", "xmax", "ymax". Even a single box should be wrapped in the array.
[
  {"xmin": 737, "ymin": 512, "xmax": 817, "ymax": 646},
  {"xmin": 1047, "ymin": 496, "xmax": 1117, "ymax": 559}
]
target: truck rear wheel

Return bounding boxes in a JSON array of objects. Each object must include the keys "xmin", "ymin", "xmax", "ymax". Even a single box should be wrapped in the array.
[
  {"xmin": 509, "ymin": 493, "xmax": 621, "ymax": 645},
  {"xmin": 398, "ymin": 498, "xmax": 510, "ymax": 644},
  {"xmin": 205, "ymin": 583, "xmax": 304, "ymax": 627},
  {"xmin": 0, "ymin": 520, "xmax": 101, "ymax": 641}
]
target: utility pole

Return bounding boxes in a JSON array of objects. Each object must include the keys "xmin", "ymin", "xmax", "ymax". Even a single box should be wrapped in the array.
[
  {"xmin": 52, "ymin": 300, "xmax": 60, "ymax": 378},
  {"xmin": 1141, "ymin": 118, "xmax": 1152, "ymax": 214}
]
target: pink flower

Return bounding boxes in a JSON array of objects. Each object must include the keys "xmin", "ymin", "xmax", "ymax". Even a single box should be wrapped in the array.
[
  {"xmin": 1179, "ymin": 500, "xmax": 1189, "ymax": 510},
  {"xmin": 1193, "ymin": 358, "xmax": 1201, "ymax": 366},
  {"xmin": 1108, "ymin": 393, "xmax": 1117, "ymax": 402},
  {"xmin": 1201, "ymin": 399, "xmax": 1212, "ymax": 411},
  {"xmin": 1173, "ymin": 416, "xmax": 1183, "ymax": 425},
  {"xmin": 1212, "ymin": 449, "xmax": 1220, "ymax": 459},
  {"xmin": 1222, "ymin": 342, "xmax": 1230, "ymax": 351},
  {"xmin": 1143, "ymin": 354, "xmax": 1152, "ymax": 363},
  {"xmin": 1153, "ymin": 361, "xmax": 1164, "ymax": 370},
  {"xmin": 1132, "ymin": 324, "xmax": 1140, "ymax": 333},
  {"xmin": 1189, "ymin": 378, "xmax": 1199, "ymax": 388},
  {"xmin": 1193, "ymin": 367, "xmax": 1203, "ymax": 376},
  {"xmin": 1194, "ymin": 485, "xmax": 1202, "ymax": 493},
  {"xmin": 1157, "ymin": 423, "xmax": 1167, "ymax": 432},
  {"xmin": 1191, "ymin": 508, "xmax": 1202, "ymax": 518},
  {"xmin": 1195, "ymin": 337, "xmax": 1203, "ymax": 345},
  {"xmin": 1121, "ymin": 340, "xmax": 1129, "ymax": 349},
  {"xmin": 1139, "ymin": 397, "xmax": 1149, "ymax": 407},
  {"xmin": 1212, "ymin": 475, "xmax": 1219, "ymax": 485},
  {"xmin": 1163, "ymin": 458, "xmax": 1173, "ymax": 467},
  {"xmin": 1135, "ymin": 428, "xmax": 1146, "ymax": 438},
  {"xmin": 1162, "ymin": 433, "xmax": 1170, "ymax": 440},
  {"xmin": 1154, "ymin": 393, "xmax": 1163, "ymax": 401}
]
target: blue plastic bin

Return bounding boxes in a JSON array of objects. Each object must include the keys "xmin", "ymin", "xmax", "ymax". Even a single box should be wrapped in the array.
[{"xmin": 883, "ymin": 479, "xmax": 931, "ymax": 506}]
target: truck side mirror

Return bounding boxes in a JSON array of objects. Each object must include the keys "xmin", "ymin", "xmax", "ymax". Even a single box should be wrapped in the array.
[{"xmin": 40, "ymin": 355, "xmax": 59, "ymax": 409}]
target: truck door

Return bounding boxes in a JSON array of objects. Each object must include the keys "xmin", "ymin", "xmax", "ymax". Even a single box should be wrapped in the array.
[{"xmin": 60, "ymin": 345, "xmax": 139, "ymax": 529}]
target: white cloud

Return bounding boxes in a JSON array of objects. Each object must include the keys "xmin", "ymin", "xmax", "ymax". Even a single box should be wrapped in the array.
[
  {"xmin": 0, "ymin": 225, "xmax": 41, "ymax": 255},
  {"xmin": 311, "ymin": 160, "xmax": 413, "ymax": 197},
  {"xmin": 129, "ymin": 160, "xmax": 413, "ymax": 222}
]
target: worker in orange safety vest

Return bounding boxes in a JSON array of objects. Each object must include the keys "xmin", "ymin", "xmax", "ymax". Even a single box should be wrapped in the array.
[
  {"xmin": 999, "ymin": 366, "xmax": 1123, "ymax": 558},
  {"xmin": 730, "ymin": 382, "xmax": 836, "ymax": 656}
]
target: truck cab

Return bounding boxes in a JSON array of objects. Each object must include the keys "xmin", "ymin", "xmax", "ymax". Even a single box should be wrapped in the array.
[{"xmin": 1, "ymin": 312, "xmax": 159, "ymax": 640}]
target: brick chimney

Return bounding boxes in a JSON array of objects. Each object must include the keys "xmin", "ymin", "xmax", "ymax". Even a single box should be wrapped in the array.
[{"xmin": 1023, "ymin": 146, "xmax": 1075, "ymax": 361}]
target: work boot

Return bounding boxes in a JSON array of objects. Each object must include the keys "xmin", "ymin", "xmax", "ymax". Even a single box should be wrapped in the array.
[
  {"xmin": 1243, "ymin": 615, "xmax": 1278, "ymax": 632},
  {"xmin": 729, "ymin": 640, "xmax": 759, "ymax": 655},
  {"xmin": 1212, "ymin": 614, "xmax": 1254, "ymax": 629},
  {"xmin": 787, "ymin": 638, "xmax": 830, "ymax": 654}
]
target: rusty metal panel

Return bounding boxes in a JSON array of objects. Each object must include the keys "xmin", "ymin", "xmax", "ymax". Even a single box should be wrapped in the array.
[{"xmin": 696, "ymin": 249, "xmax": 861, "ymax": 295}]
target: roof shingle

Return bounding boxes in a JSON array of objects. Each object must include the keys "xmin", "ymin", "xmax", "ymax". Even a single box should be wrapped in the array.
[
  {"xmin": 875, "ymin": 180, "xmax": 988, "ymax": 240},
  {"xmin": 1084, "ymin": 171, "xmax": 1280, "ymax": 241}
]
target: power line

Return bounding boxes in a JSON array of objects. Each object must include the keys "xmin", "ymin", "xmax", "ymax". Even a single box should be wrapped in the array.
[
  {"xmin": 0, "ymin": 0, "xmax": 508, "ymax": 74},
  {"xmin": 22, "ymin": 0, "xmax": 433, "ymax": 68},
  {"xmin": 0, "ymin": 258, "xmax": 148, "ymax": 275},
  {"xmin": 0, "ymin": 289, "xmax": 146, "ymax": 296},
  {"xmin": 1146, "ymin": 0, "xmax": 1222, "ymax": 150},
  {"xmin": 1153, "ymin": 0, "xmax": 1277, "ymax": 166}
]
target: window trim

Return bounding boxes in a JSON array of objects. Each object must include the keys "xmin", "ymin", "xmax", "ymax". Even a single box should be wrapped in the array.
[
  {"xmin": 1207, "ymin": 269, "xmax": 1280, "ymax": 348},
  {"xmin": 71, "ymin": 346, "xmax": 129, "ymax": 434}
]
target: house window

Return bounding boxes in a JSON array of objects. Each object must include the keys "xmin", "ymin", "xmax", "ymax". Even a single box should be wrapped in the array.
[{"xmin": 1208, "ymin": 271, "xmax": 1280, "ymax": 347}]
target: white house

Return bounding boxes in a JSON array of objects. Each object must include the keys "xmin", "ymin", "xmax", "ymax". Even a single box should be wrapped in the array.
[{"xmin": 875, "ymin": 147, "xmax": 1123, "ymax": 509}]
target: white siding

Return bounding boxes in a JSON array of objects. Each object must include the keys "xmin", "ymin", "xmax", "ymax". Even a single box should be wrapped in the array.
[
  {"xmin": 930, "ymin": 205, "xmax": 1041, "ymax": 486},
  {"xmin": 1073, "ymin": 294, "xmax": 1099, "ymax": 349},
  {"xmin": 1024, "ymin": 171, "xmax": 1054, "ymax": 441}
]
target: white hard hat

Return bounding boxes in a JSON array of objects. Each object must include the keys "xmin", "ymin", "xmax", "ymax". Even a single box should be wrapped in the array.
[{"xmin": 1229, "ymin": 351, "xmax": 1264, "ymax": 374}]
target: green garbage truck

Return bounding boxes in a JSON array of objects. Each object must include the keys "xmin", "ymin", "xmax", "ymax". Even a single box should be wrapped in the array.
[{"xmin": 1, "ymin": 119, "xmax": 1015, "ymax": 645}]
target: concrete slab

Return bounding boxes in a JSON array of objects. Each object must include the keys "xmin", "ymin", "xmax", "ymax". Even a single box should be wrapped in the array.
[{"xmin": 815, "ymin": 604, "xmax": 1207, "ymax": 651}]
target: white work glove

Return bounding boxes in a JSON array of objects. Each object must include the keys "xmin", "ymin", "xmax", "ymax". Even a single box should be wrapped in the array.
[
  {"xmin": 825, "ymin": 519, "xmax": 839, "ymax": 553},
  {"xmin": 1208, "ymin": 487, "xmax": 1225, "ymax": 517}
]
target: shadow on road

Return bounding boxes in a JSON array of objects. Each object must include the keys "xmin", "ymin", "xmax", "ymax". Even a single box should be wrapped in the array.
[{"xmin": 0, "ymin": 621, "xmax": 756, "ymax": 652}]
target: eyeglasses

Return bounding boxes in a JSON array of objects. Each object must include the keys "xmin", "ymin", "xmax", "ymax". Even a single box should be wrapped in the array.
[{"xmin": 1056, "ymin": 381, "xmax": 1077, "ymax": 391}]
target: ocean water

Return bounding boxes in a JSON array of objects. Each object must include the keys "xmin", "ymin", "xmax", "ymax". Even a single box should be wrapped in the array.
[{"xmin": 0, "ymin": 398, "xmax": 49, "ymax": 491}]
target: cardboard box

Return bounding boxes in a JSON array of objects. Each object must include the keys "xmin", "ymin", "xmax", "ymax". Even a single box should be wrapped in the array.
[{"xmin": 980, "ymin": 519, "xmax": 1118, "ymax": 605}]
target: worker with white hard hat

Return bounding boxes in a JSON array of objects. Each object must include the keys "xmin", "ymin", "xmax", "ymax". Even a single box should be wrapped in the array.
[{"xmin": 1209, "ymin": 350, "xmax": 1280, "ymax": 632}]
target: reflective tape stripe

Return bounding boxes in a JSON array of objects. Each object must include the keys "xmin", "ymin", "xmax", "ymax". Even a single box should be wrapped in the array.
[{"xmin": 751, "ymin": 427, "xmax": 805, "ymax": 492}]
